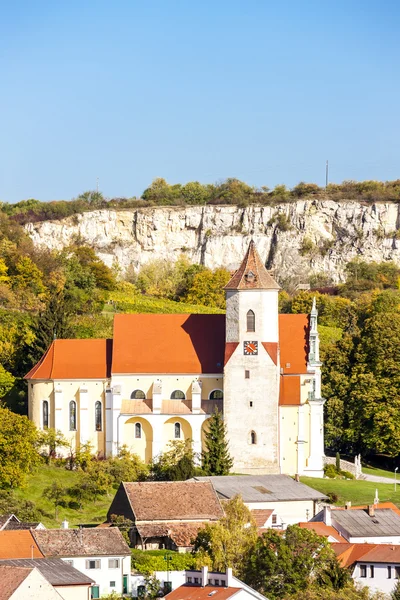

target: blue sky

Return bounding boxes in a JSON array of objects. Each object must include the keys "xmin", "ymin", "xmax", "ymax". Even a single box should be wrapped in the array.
[{"xmin": 0, "ymin": 0, "xmax": 399, "ymax": 202}]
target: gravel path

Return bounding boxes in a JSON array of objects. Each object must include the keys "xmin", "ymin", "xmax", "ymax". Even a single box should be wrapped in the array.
[{"xmin": 362, "ymin": 473, "xmax": 397, "ymax": 484}]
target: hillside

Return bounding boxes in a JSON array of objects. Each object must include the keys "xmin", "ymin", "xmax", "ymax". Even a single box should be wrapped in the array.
[{"xmin": 25, "ymin": 200, "xmax": 400, "ymax": 285}]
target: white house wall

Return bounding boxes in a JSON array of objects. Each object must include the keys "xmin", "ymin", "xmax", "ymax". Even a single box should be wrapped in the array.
[{"xmin": 60, "ymin": 555, "xmax": 131, "ymax": 597}]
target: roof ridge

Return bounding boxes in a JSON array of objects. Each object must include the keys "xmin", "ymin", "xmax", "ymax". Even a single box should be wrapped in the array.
[{"xmin": 225, "ymin": 241, "xmax": 280, "ymax": 291}]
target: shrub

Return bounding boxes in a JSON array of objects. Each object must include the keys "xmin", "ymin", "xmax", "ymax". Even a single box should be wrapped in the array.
[
  {"xmin": 131, "ymin": 549, "xmax": 196, "ymax": 574},
  {"xmin": 326, "ymin": 492, "xmax": 339, "ymax": 504},
  {"xmin": 341, "ymin": 470, "xmax": 355, "ymax": 480},
  {"xmin": 299, "ymin": 237, "xmax": 315, "ymax": 256},
  {"xmin": 324, "ymin": 464, "xmax": 338, "ymax": 478}
]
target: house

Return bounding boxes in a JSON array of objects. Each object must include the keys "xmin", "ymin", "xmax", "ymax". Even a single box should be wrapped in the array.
[
  {"xmin": 165, "ymin": 566, "xmax": 268, "ymax": 600},
  {"xmin": 107, "ymin": 480, "xmax": 224, "ymax": 551},
  {"xmin": 0, "ymin": 514, "xmax": 45, "ymax": 531},
  {"xmin": 0, "ymin": 530, "xmax": 44, "ymax": 558},
  {"xmin": 333, "ymin": 542, "xmax": 400, "ymax": 596},
  {"xmin": 193, "ymin": 475, "xmax": 328, "ymax": 527},
  {"xmin": 31, "ymin": 527, "xmax": 131, "ymax": 598},
  {"xmin": 0, "ymin": 558, "xmax": 94, "ymax": 600},
  {"xmin": 26, "ymin": 241, "xmax": 325, "ymax": 477},
  {"xmin": 0, "ymin": 565, "xmax": 62, "ymax": 600},
  {"xmin": 312, "ymin": 505, "xmax": 400, "ymax": 543}
]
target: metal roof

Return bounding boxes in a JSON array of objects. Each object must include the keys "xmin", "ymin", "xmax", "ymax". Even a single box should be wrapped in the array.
[
  {"xmin": 0, "ymin": 558, "xmax": 94, "ymax": 586},
  {"xmin": 193, "ymin": 475, "xmax": 328, "ymax": 502},
  {"xmin": 332, "ymin": 509, "xmax": 400, "ymax": 538}
]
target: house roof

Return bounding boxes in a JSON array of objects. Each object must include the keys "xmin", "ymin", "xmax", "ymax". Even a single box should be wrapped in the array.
[
  {"xmin": 298, "ymin": 522, "xmax": 347, "ymax": 542},
  {"xmin": 112, "ymin": 314, "xmax": 226, "ymax": 374},
  {"xmin": 25, "ymin": 339, "xmax": 112, "ymax": 380},
  {"xmin": 3, "ymin": 521, "xmax": 42, "ymax": 531},
  {"xmin": 356, "ymin": 544, "xmax": 400, "ymax": 564},
  {"xmin": 120, "ymin": 481, "xmax": 224, "ymax": 521},
  {"xmin": 0, "ymin": 515, "xmax": 17, "ymax": 531},
  {"xmin": 193, "ymin": 475, "xmax": 328, "ymax": 503},
  {"xmin": 331, "ymin": 508, "xmax": 400, "ymax": 538},
  {"xmin": 224, "ymin": 241, "xmax": 280, "ymax": 291},
  {"xmin": 0, "ymin": 530, "xmax": 44, "ymax": 559},
  {"xmin": 332, "ymin": 543, "xmax": 377, "ymax": 567},
  {"xmin": 279, "ymin": 314, "xmax": 309, "ymax": 375},
  {"xmin": 32, "ymin": 528, "xmax": 130, "ymax": 557},
  {"xmin": 251, "ymin": 510, "xmax": 274, "ymax": 528},
  {"xmin": 0, "ymin": 558, "xmax": 94, "ymax": 586},
  {"xmin": 335, "ymin": 502, "xmax": 400, "ymax": 517},
  {"xmin": 135, "ymin": 522, "xmax": 206, "ymax": 548},
  {"xmin": 166, "ymin": 585, "xmax": 241, "ymax": 600},
  {"xmin": 0, "ymin": 566, "xmax": 33, "ymax": 600}
]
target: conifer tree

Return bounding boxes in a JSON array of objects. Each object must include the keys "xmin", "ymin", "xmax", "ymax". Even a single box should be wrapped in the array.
[
  {"xmin": 23, "ymin": 290, "xmax": 75, "ymax": 373},
  {"xmin": 202, "ymin": 408, "xmax": 233, "ymax": 475}
]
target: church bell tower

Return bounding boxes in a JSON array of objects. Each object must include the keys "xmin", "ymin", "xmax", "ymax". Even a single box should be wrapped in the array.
[{"xmin": 223, "ymin": 240, "xmax": 281, "ymax": 473}]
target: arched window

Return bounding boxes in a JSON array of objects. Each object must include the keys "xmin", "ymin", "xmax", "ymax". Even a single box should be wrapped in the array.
[
  {"xmin": 174, "ymin": 422, "xmax": 181, "ymax": 439},
  {"xmin": 95, "ymin": 401, "xmax": 102, "ymax": 431},
  {"xmin": 135, "ymin": 422, "xmax": 142, "ymax": 438},
  {"xmin": 131, "ymin": 390, "xmax": 146, "ymax": 400},
  {"xmin": 247, "ymin": 310, "xmax": 255, "ymax": 332},
  {"xmin": 69, "ymin": 401, "xmax": 77, "ymax": 431},
  {"xmin": 250, "ymin": 431, "xmax": 257, "ymax": 445},
  {"xmin": 209, "ymin": 390, "xmax": 223, "ymax": 400},
  {"xmin": 171, "ymin": 390, "xmax": 185, "ymax": 400},
  {"xmin": 42, "ymin": 400, "xmax": 49, "ymax": 429}
]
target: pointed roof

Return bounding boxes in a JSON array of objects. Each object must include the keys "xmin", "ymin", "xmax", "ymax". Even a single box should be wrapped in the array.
[{"xmin": 224, "ymin": 241, "xmax": 280, "ymax": 290}]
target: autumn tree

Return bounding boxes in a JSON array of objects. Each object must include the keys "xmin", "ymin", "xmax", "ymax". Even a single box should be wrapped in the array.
[
  {"xmin": 202, "ymin": 408, "xmax": 233, "ymax": 475},
  {"xmin": 0, "ymin": 407, "xmax": 39, "ymax": 488},
  {"xmin": 185, "ymin": 268, "xmax": 231, "ymax": 308},
  {"xmin": 192, "ymin": 495, "xmax": 257, "ymax": 577},
  {"xmin": 151, "ymin": 440, "xmax": 196, "ymax": 481},
  {"xmin": 37, "ymin": 428, "xmax": 68, "ymax": 463},
  {"xmin": 0, "ymin": 365, "xmax": 15, "ymax": 399}
]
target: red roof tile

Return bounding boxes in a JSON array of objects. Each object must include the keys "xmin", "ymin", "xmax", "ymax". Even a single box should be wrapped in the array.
[
  {"xmin": 298, "ymin": 522, "xmax": 347, "ymax": 542},
  {"xmin": 262, "ymin": 342, "xmax": 278, "ymax": 365},
  {"xmin": 0, "ymin": 566, "xmax": 33, "ymax": 600},
  {"xmin": 279, "ymin": 314, "xmax": 309, "ymax": 374},
  {"xmin": 332, "ymin": 543, "xmax": 378, "ymax": 567},
  {"xmin": 225, "ymin": 241, "xmax": 280, "ymax": 290},
  {"xmin": 112, "ymin": 314, "xmax": 225, "ymax": 374},
  {"xmin": 251, "ymin": 509, "xmax": 274, "ymax": 527},
  {"xmin": 166, "ymin": 585, "xmax": 241, "ymax": 600},
  {"xmin": 0, "ymin": 531, "xmax": 43, "ymax": 559},
  {"xmin": 25, "ymin": 339, "xmax": 112, "ymax": 380}
]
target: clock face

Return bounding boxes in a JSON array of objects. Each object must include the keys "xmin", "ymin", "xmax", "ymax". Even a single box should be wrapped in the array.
[{"xmin": 244, "ymin": 341, "xmax": 258, "ymax": 355}]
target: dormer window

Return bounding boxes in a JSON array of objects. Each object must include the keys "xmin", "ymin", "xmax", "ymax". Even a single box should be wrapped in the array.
[
  {"xmin": 245, "ymin": 270, "xmax": 256, "ymax": 283},
  {"xmin": 247, "ymin": 310, "xmax": 255, "ymax": 332}
]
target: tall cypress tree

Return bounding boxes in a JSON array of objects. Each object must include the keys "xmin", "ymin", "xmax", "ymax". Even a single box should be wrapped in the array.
[
  {"xmin": 21, "ymin": 290, "xmax": 75, "ymax": 375},
  {"xmin": 202, "ymin": 408, "xmax": 233, "ymax": 475}
]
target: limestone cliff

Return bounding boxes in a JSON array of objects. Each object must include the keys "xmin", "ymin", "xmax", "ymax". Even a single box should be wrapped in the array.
[{"xmin": 25, "ymin": 200, "xmax": 400, "ymax": 284}]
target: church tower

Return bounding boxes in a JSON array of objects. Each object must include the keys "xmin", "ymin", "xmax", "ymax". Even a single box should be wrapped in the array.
[{"xmin": 223, "ymin": 240, "xmax": 281, "ymax": 473}]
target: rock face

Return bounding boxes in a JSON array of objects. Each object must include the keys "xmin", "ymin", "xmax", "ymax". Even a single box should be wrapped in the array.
[{"xmin": 25, "ymin": 200, "xmax": 400, "ymax": 284}]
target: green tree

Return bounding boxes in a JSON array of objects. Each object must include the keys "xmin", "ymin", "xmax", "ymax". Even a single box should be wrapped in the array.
[
  {"xmin": 193, "ymin": 495, "xmax": 257, "ymax": 576},
  {"xmin": 143, "ymin": 575, "xmax": 162, "ymax": 599},
  {"xmin": 42, "ymin": 481, "xmax": 68, "ymax": 519},
  {"xmin": 24, "ymin": 289, "xmax": 75, "ymax": 371},
  {"xmin": 243, "ymin": 525, "xmax": 336, "ymax": 599},
  {"xmin": 151, "ymin": 440, "xmax": 196, "ymax": 481},
  {"xmin": 185, "ymin": 268, "xmax": 231, "ymax": 308},
  {"xmin": 0, "ymin": 365, "xmax": 15, "ymax": 398},
  {"xmin": 106, "ymin": 446, "xmax": 148, "ymax": 484},
  {"xmin": 202, "ymin": 408, "xmax": 233, "ymax": 475},
  {"xmin": 0, "ymin": 407, "xmax": 39, "ymax": 488},
  {"xmin": 37, "ymin": 428, "xmax": 68, "ymax": 463},
  {"xmin": 392, "ymin": 579, "xmax": 400, "ymax": 600}
]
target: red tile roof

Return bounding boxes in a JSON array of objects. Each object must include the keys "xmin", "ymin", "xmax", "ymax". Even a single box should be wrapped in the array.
[
  {"xmin": 332, "ymin": 543, "xmax": 379, "ymax": 567},
  {"xmin": 298, "ymin": 522, "xmax": 347, "ymax": 542},
  {"xmin": 112, "ymin": 314, "xmax": 226, "ymax": 374},
  {"xmin": 120, "ymin": 481, "xmax": 224, "ymax": 521},
  {"xmin": 0, "ymin": 566, "xmax": 33, "ymax": 600},
  {"xmin": 225, "ymin": 240, "xmax": 280, "ymax": 291},
  {"xmin": 334, "ymin": 502, "xmax": 400, "ymax": 517},
  {"xmin": 251, "ymin": 509, "xmax": 274, "ymax": 527},
  {"xmin": 32, "ymin": 528, "xmax": 130, "ymax": 557},
  {"xmin": 166, "ymin": 585, "xmax": 241, "ymax": 600},
  {"xmin": 0, "ymin": 531, "xmax": 43, "ymax": 559},
  {"xmin": 136, "ymin": 522, "xmax": 206, "ymax": 548},
  {"xmin": 25, "ymin": 339, "xmax": 112, "ymax": 380},
  {"xmin": 279, "ymin": 314, "xmax": 309, "ymax": 374}
]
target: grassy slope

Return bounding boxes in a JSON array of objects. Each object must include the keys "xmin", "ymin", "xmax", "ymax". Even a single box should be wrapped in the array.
[
  {"xmin": 15, "ymin": 465, "xmax": 111, "ymax": 528},
  {"xmin": 301, "ymin": 476, "xmax": 400, "ymax": 506}
]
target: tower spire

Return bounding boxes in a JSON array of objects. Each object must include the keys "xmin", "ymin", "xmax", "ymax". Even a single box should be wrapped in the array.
[{"xmin": 225, "ymin": 240, "xmax": 280, "ymax": 291}]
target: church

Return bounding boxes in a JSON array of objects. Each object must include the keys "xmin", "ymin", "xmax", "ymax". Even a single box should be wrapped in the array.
[{"xmin": 26, "ymin": 241, "xmax": 325, "ymax": 476}]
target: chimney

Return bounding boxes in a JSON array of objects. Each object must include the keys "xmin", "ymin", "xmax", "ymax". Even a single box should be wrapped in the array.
[
  {"xmin": 226, "ymin": 567, "xmax": 233, "ymax": 588},
  {"xmin": 61, "ymin": 520, "xmax": 69, "ymax": 529},
  {"xmin": 323, "ymin": 505, "xmax": 332, "ymax": 527},
  {"xmin": 294, "ymin": 474, "xmax": 300, "ymax": 482},
  {"xmin": 368, "ymin": 505, "xmax": 375, "ymax": 517},
  {"xmin": 201, "ymin": 566, "xmax": 208, "ymax": 587}
]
